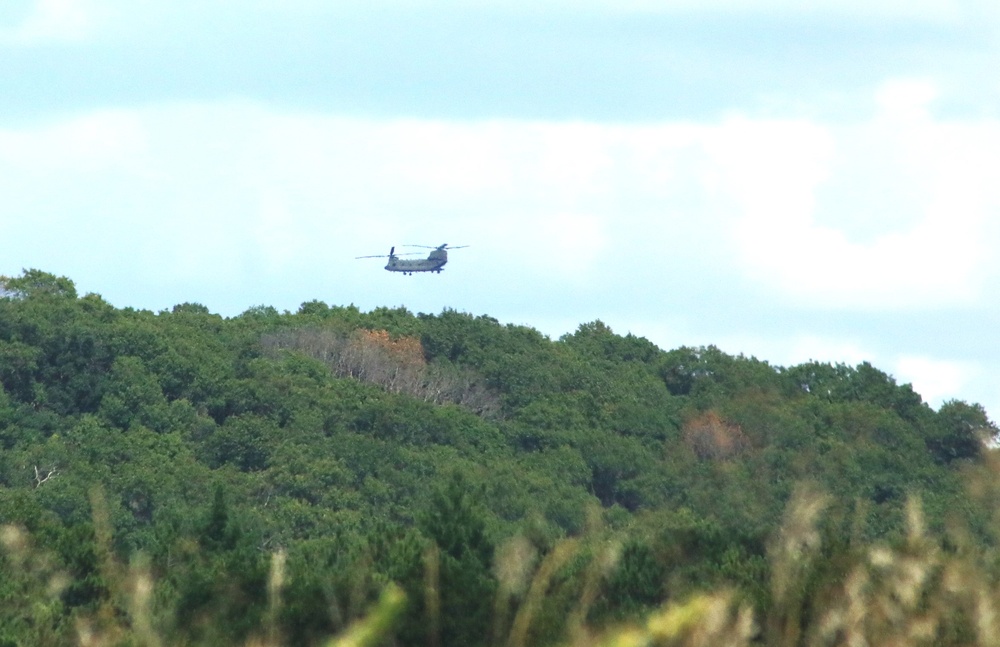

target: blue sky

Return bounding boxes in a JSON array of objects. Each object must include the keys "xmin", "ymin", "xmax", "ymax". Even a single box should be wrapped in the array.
[{"xmin": 2, "ymin": 1, "xmax": 999, "ymax": 418}]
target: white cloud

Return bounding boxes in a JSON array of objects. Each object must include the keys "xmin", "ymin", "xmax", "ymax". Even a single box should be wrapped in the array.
[
  {"xmin": 875, "ymin": 79, "xmax": 939, "ymax": 121},
  {"xmin": 0, "ymin": 0, "xmax": 102, "ymax": 45},
  {"xmin": 529, "ymin": 212, "xmax": 607, "ymax": 280},
  {"xmin": 378, "ymin": 120, "xmax": 516, "ymax": 197},
  {"xmin": 724, "ymin": 79, "xmax": 1000, "ymax": 310},
  {"xmin": 711, "ymin": 332, "xmax": 872, "ymax": 368},
  {"xmin": 0, "ymin": 109, "xmax": 147, "ymax": 172},
  {"xmin": 253, "ymin": 190, "xmax": 309, "ymax": 272},
  {"xmin": 328, "ymin": 0, "xmax": 973, "ymax": 22},
  {"xmin": 3, "ymin": 93, "xmax": 999, "ymax": 313},
  {"xmin": 894, "ymin": 355, "xmax": 981, "ymax": 408}
]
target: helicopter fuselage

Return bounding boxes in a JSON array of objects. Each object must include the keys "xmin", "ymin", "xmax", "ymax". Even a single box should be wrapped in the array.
[
  {"xmin": 386, "ymin": 249, "xmax": 448, "ymax": 274},
  {"xmin": 357, "ymin": 244, "xmax": 464, "ymax": 275}
]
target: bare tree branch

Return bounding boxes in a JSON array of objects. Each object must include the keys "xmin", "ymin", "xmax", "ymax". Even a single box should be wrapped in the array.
[{"xmin": 33, "ymin": 465, "xmax": 58, "ymax": 488}]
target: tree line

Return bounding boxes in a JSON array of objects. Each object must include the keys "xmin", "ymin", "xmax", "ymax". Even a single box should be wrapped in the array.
[{"xmin": 0, "ymin": 269, "xmax": 997, "ymax": 646}]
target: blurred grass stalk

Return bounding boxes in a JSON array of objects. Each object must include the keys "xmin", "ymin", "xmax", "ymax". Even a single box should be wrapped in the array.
[{"xmin": 11, "ymin": 467, "xmax": 1000, "ymax": 646}]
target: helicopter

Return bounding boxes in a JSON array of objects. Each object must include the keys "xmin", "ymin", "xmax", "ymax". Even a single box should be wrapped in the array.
[{"xmin": 356, "ymin": 244, "xmax": 468, "ymax": 275}]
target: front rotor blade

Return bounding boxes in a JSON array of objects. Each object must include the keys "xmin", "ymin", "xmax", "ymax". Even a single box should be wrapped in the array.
[{"xmin": 402, "ymin": 244, "xmax": 469, "ymax": 249}]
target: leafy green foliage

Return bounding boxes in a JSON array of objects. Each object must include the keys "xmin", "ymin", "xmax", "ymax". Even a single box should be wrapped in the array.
[{"xmin": 0, "ymin": 269, "xmax": 996, "ymax": 645}]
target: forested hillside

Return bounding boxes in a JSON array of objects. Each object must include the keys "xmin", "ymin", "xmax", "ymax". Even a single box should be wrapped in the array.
[{"xmin": 1, "ymin": 269, "xmax": 998, "ymax": 646}]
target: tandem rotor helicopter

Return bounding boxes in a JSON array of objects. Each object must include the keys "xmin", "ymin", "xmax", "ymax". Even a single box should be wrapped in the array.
[{"xmin": 355, "ymin": 244, "xmax": 469, "ymax": 275}]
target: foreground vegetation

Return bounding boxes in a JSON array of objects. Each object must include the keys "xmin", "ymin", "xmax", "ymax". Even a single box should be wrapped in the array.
[{"xmin": 0, "ymin": 269, "xmax": 997, "ymax": 646}]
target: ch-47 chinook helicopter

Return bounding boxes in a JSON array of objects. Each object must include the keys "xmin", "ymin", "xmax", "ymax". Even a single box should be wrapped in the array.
[{"xmin": 355, "ymin": 244, "xmax": 468, "ymax": 275}]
